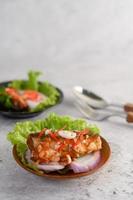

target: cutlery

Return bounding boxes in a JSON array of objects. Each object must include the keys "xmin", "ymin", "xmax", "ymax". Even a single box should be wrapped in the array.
[
  {"xmin": 73, "ymin": 86, "xmax": 133, "ymax": 112},
  {"xmin": 74, "ymin": 99, "xmax": 133, "ymax": 123}
]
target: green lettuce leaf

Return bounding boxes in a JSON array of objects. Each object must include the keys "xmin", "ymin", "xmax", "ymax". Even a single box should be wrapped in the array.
[
  {"xmin": 30, "ymin": 81, "xmax": 60, "ymax": 112},
  {"xmin": 7, "ymin": 113, "xmax": 100, "ymax": 163},
  {"xmin": 27, "ymin": 70, "xmax": 42, "ymax": 90},
  {"xmin": 0, "ymin": 87, "xmax": 13, "ymax": 109}
]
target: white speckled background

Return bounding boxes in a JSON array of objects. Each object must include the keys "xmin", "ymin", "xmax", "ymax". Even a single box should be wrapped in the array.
[{"xmin": 0, "ymin": 1, "xmax": 133, "ymax": 200}]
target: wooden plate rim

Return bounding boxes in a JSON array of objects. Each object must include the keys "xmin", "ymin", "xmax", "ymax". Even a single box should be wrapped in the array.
[{"xmin": 12, "ymin": 137, "xmax": 111, "ymax": 179}]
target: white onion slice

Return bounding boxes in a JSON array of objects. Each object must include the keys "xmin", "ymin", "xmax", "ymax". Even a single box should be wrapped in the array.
[
  {"xmin": 58, "ymin": 130, "xmax": 76, "ymax": 139},
  {"xmin": 37, "ymin": 163, "xmax": 64, "ymax": 171},
  {"xmin": 70, "ymin": 151, "xmax": 101, "ymax": 173},
  {"xmin": 25, "ymin": 150, "xmax": 64, "ymax": 171}
]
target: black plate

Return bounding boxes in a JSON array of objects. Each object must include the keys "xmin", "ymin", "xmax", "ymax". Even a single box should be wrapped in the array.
[{"xmin": 0, "ymin": 81, "xmax": 63, "ymax": 118}]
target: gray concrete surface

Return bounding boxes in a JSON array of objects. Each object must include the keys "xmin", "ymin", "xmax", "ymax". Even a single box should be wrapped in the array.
[{"xmin": 0, "ymin": 1, "xmax": 133, "ymax": 200}]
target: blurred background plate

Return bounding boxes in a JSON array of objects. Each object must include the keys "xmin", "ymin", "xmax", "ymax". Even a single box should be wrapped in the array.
[{"xmin": 0, "ymin": 81, "xmax": 63, "ymax": 118}]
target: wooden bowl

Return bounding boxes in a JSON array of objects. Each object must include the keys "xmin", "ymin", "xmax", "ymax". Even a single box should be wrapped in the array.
[{"xmin": 12, "ymin": 137, "xmax": 111, "ymax": 179}]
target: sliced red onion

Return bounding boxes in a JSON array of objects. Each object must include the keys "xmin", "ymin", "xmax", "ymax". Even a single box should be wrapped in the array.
[
  {"xmin": 25, "ymin": 150, "xmax": 64, "ymax": 171},
  {"xmin": 37, "ymin": 163, "xmax": 64, "ymax": 171},
  {"xmin": 70, "ymin": 151, "xmax": 101, "ymax": 173},
  {"xmin": 25, "ymin": 150, "xmax": 100, "ymax": 173}
]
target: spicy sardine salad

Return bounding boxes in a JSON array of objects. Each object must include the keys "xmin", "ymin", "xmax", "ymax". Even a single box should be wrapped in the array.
[{"xmin": 7, "ymin": 113, "xmax": 102, "ymax": 174}]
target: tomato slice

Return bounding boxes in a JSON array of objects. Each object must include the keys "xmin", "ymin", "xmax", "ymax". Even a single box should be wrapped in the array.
[
  {"xmin": 38, "ymin": 128, "xmax": 47, "ymax": 138},
  {"xmin": 22, "ymin": 90, "xmax": 42, "ymax": 101},
  {"xmin": 49, "ymin": 133, "xmax": 59, "ymax": 141}
]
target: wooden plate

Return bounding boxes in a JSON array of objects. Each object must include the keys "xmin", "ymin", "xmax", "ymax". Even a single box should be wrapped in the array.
[
  {"xmin": 13, "ymin": 137, "xmax": 111, "ymax": 179},
  {"xmin": 0, "ymin": 81, "xmax": 63, "ymax": 118}
]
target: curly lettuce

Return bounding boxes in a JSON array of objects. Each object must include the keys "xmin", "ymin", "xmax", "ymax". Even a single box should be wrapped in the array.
[{"xmin": 7, "ymin": 113, "xmax": 100, "ymax": 162}]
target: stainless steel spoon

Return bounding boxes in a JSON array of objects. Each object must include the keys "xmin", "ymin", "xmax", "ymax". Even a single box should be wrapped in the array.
[
  {"xmin": 74, "ymin": 99, "xmax": 133, "ymax": 123},
  {"xmin": 73, "ymin": 86, "xmax": 133, "ymax": 112}
]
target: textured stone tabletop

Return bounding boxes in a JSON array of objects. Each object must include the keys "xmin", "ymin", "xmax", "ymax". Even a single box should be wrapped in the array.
[{"xmin": 0, "ymin": 1, "xmax": 133, "ymax": 200}]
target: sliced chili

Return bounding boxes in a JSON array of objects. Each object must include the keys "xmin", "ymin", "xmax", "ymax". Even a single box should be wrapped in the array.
[
  {"xmin": 49, "ymin": 133, "xmax": 59, "ymax": 141},
  {"xmin": 58, "ymin": 143, "xmax": 65, "ymax": 151},
  {"xmin": 38, "ymin": 128, "xmax": 47, "ymax": 138}
]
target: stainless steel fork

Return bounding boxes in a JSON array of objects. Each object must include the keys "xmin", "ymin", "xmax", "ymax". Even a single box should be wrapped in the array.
[{"xmin": 74, "ymin": 99, "xmax": 133, "ymax": 123}]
